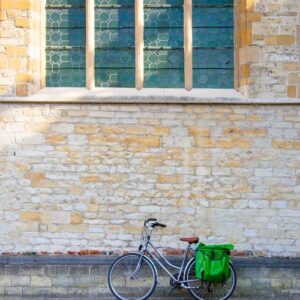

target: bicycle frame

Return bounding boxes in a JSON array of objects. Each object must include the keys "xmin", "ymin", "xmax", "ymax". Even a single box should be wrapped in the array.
[
  {"xmin": 109, "ymin": 221, "xmax": 237, "ymax": 300},
  {"xmin": 138, "ymin": 231, "xmax": 199, "ymax": 287}
]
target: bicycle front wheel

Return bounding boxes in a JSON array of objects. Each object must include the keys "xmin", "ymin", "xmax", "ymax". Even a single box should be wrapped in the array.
[
  {"xmin": 108, "ymin": 253, "xmax": 157, "ymax": 300},
  {"xmin": 185, "ymin": 258, "xmax": 237, "ymax": 300}
]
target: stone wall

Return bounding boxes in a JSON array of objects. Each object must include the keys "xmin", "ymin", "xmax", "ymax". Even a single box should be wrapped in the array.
[
  {"xmin": 0, "ymin": 256, "xmax": 299, "ymax": 299},
  {"xmin": 0, "ymin": 0, "xmax": 300, "ymax": 98},
  {"xmin": 239, "ymin": 0, "xmax": 300, "ymax": 98},
  {"xmin": 0, "ymin": 0, "xmax": 42, "ymax": 96},
  {"xmin": 0, "ymin": 103, "xmax": 299, "ymax": 256}
]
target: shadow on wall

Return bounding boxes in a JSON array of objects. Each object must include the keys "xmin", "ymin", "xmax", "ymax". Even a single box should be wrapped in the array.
[{"xmin": 0, "ymin": 104, "xmax": 299, "ymax": 258}]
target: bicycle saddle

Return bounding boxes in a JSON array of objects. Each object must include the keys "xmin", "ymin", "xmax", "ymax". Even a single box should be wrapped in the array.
[{"xmin": 180, "ymin": 236, "xmax": 199, "ymax": 244}]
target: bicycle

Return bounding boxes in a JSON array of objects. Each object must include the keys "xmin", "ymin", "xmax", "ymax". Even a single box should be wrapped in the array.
[{"xmin": 108, "ymin": 218, "xmax": 237, "ymax": 300}]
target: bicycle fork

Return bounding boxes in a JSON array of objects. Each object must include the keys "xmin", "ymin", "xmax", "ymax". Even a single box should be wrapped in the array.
[
  {"xmin": 130, "ymin": 254, "xmax": 144, "ymax": 280},
  {"xmin": 130, "ymin": 238, "xmax": 151, "ymax": 280}
]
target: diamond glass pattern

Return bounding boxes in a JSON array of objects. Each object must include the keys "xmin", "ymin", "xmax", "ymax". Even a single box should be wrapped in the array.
[
  {"xmin": 46, "ymin": 0, "xmax": 234, "ymax": 89},
  {"xmin": 193, "ymin": 69, "xmax": 233, "ymax": 88},
  {"xmin": 193, "ymin": 0, "xmax": 232, "ymax": 5},
  {"xmin": 95, "ymin": 1, "xmax": 135, "ymax": 87},
  {"xmin": 95, "ymin": 0, "xmax": 133, "ymax": 5},
  {"xmin": 193, "ymin": 0, "xmax": 234, "ymax": 88},
  {"xmin": 144, "ymin": 0, "xmax": 182, "ymax": 4},
  {"xmin": 144, "ymin": 1, "xmax": 184, "ymax": 88},
  {"xmin": 47, "ymin": 0, "xmax": 85, "ymax": 5},
  {"xmin": 46, "ymin": 9, "xmax": 85, "ymax": 28},
  {"xmin": 46, "ymin": 1, "xmax": 86, "ymax": 87},
  {"xmin": 193, "ymin": 49, "xmax": 233, "ymax": 69}
]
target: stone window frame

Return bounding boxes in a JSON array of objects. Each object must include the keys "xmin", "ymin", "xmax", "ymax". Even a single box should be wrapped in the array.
[
  {"xmin": 41, "ymin": 0, "xmax": 240, "ymax": 92},
  {"xmin": 0, "ymin": 0, "xmax": 267, "ymax": 100}
]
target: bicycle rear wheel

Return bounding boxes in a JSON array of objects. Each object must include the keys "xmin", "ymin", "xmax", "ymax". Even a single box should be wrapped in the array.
[
  {"xmin": 185, "ymin": 258, "xmax": 237, "ymax": 300},
  {"xmin": 108, "ymin": 253, "xmax": 157, "ymax": 300}
]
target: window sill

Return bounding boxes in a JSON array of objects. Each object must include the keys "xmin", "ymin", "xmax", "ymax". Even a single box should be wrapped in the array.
[{"xmin": 0, "ymin": 88, "xmax": 299, "ymax": 104}]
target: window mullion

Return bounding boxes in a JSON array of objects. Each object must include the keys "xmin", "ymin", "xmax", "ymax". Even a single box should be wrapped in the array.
[
  {"xmin": 135, "ymin": 0, "xmax": 144, "ymax": 90},
  {"xmin": 86, "ymin": 0, "xmax": 95, "ymax": 90},
  {"xmin": 184, "ymin": 0, "xmax": 193, "ymax": 90},
  {"xmin": 40, "ymin": 0, "xmax": 46, "ymax": 89}
]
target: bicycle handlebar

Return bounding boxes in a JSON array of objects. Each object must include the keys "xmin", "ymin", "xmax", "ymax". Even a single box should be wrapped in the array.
[
  {"xmin": 153, "ymin": 222, "xmax": 167, "ymax": 228},
  {"xmin": 144, "ymin": 218, "xmax": 166, "ymax": 228},
  {"xmin": 144, "ymin": 218, "xmax": 157, "ymax": 225}
]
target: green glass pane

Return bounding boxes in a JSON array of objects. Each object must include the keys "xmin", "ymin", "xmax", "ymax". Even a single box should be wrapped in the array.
[
  {"xmin": 47, "ymin": 8, "xmax": 85, "ymax": 28},
  {"xmin": 145, "ymin": 50, "xmax": 183, "ymax": 69},
  {"xmin": 193, "ymin": 69, "xmax": 234, "ymax": 88},
  {"xmin": 95, "ymin": 29, "xmax": 134, "ymax": 47},
  {"xmin": 47, "ymin": 0, "xmax": 85, "ymax": 6},
  {"xmin": 95, "ymin": 8, "xmax": 134, "ymax": 28},
  {"xmin": 193, "ymin": 7, "xmax": 233, "ymax": 27},
  {"xmin": 95, "ymin": 49, "xmax": 135, "ymax": 68},
  {"xmin": 193, "ymin": 28, "xmax": 233, "ymax": 48},
  {"xmin": 193, "ymin": 49, "xmax": 233, "ymax": 69},
  {"xmin": 46, "ymin": 69, "xmax": 86, "ymax": 87},
  {"xmin": 47, "ymin": 29, "xmax": 85, "ymax": 47},
  {"xmin": 144, "ymin": 0, "xmax": 183, "ymax": 4},
  {"xmin": 145, "ymin": 69, "xmax": 184, "ymax": 88},
  {"xmin": 144, "ymin": 8, "xmax": 183, "ymax": 28},
  {"xmin": 192, "ymin": 1, "xmax": 233, "ymax": 88},
  {"xmin": 144, "ymin": 2, "xmax": 183, "ymax": 87},
  {"xmin": 46, "ymin": 1, "xmax": 86, "ymax": 87},
  {"xmin": 95, "ymin": 69, "xmax": 135, "ymax": 87},
  {"xmin": 144, "ymin": 28, "xmax": 183, "ymax": 47},
  {"xmin": 95, "ymin": 3, "xmax": 134, "ymax": 88},
  {"xmin": 193, "ymin": 0, "xmax": 233, "ymax": 5},
  {"xmin": 46, "ymin": 49, "xmax": 85, "ymax": 69},
  {"xmin": 95, "ymin": 0, "xmax": 133, "ymax": 5}
]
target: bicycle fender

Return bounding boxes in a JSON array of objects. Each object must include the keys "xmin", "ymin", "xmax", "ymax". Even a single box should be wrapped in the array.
[{"xmin": 183, "ymin": 256, "xmax": 195, "ymax": 281}]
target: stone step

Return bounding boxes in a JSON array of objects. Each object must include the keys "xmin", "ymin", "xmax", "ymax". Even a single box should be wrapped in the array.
[
  {"xmin": 0, "ymin": 257, "xmax": 299, "ymax": 300},
  {"xmin": 1, "ymin": 298, "xmax": 190, "ymax": 300},
  {"xmin": 0, "ymin": 293, "xmax": 299, "ymax": 300}
]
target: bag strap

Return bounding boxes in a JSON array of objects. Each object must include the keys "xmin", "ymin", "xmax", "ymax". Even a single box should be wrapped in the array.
[{"xmin": 198, "ymin": 248, "xmax": 228, "ymax": 260}]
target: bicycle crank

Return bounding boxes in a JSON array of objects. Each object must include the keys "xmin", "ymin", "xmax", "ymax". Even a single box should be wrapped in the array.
[
  {"xmin": 169, "ymin": 273, "xmax": 184, "ymax": 296},
  {"xmin": 169, "ymin": 273, "xmax": 183, "ymax": 289}
]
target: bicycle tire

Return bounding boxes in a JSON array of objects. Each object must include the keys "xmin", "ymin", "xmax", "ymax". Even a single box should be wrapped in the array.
[
  {"xmin": 185, "ymin": 258, "xmax": 237, "ymax": 300},
  {"xmin": 108, "ymin": 252, "xmax": 157, "ymax": 300}
]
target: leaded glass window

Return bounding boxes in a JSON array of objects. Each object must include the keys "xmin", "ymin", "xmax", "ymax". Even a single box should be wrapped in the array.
[
  {"xmin": 144, "ymin": 0, "xmax": 184, "ymax": 88},
  {"xmin": 193, "ymin": 0, "xmax": 234, "ymax": 88},
  {"xmin": 46, "ymin": 0, "xmax": 86, "ymax": 87},
  {"xmin": 45, "ymin": 0, "xmax": 234, "ymax": 89},
  {"xmin": 95, "ymin": 0, "xmax": 135, "ymax": 87}
]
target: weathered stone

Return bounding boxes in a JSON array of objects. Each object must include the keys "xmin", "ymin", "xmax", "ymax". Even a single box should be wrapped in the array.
[
  {"xmin": 71, "ymin": 213, "xmax": 84, "ymax": 225},
  {"xmin": 74, "ymin": 124, "xmax": 100, "ymax": 134},
  {"xmin": 26, "ymin": 171, "xmax": 45, "ymax": 188},
  {"xmin": 0, "ymin": 103, "xmax": 299, "ymax": 257},
  {"xmin": 45, "ymin": 134, "xmax": 67, "ymax": 145},
  {"xmin": 20, "ymin": 211, "xmax": 41, "ymax": 222},
  {"xmin": 31, "ymin": 276, "xmax": 51, "ymax": 287},
  {"xmin": 158, "ymin": 175, "xmax": 181, "ymax": 184}
]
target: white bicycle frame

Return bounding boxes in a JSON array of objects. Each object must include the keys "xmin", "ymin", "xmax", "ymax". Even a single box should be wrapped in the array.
[{"xmin": 135, "ymin": 228, "xmax": 200, "ymax": 288}]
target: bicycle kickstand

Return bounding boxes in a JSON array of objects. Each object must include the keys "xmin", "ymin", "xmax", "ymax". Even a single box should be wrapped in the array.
[{"xmin": 169, "ymin": 286, "xmax": 177, "ymax": 297}]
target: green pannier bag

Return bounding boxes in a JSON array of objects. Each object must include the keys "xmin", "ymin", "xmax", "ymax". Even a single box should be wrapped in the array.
[{"xmin": 195, "ymin": 243, "xmax": 234, "ymax": 283}]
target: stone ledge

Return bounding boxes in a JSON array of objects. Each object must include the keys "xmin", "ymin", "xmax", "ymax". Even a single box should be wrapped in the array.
[
  {"xmin": 0, "ymin": 88, "xmax": 300, "ymax": 104},
  {"xmin": 0, "ymin": 256, "xmax": 299, "ymax": 269},
  {"xmin": 0, "ymin": 257, "xmax": 299, "ymax": 299}
]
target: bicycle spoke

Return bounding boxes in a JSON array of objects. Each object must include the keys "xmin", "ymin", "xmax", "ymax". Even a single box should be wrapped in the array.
[
  {"xmin": 186, "ymin": 259, "xmax": 236, "ymax": 300},
  {"xmin": 109, "ymin": 253, "xmax": 157, "ymax": 300}
]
